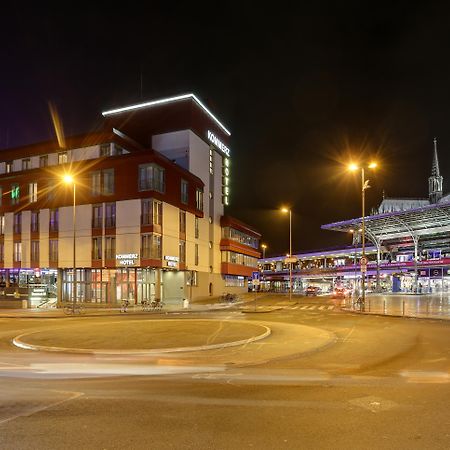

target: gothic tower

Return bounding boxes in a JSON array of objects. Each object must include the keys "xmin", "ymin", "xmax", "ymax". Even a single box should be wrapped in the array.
[{"xmin": 429, "ymin": 137, "xmax": 443, "ymax": 203}]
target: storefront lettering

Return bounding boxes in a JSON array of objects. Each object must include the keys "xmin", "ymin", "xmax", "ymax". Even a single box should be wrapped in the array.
[
  {"xmin": 207, "ymin": 130, "xmax": 230, "ymax": 157},
  {"xmin": 116, "ymin": 253, "xmax": 138, "ymax": 266}
]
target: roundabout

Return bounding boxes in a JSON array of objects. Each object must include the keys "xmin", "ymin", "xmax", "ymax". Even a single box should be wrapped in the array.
[{"xmin": 12, "ymin": 319, "xmax": 272, "ymax": 355}]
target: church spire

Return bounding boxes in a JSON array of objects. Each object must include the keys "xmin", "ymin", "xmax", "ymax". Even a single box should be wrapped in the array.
[
  {"xmin": 432, "ymin": 137, "xmax": 441, "ymax": 177},
  {"xmin": 429, "ymin": 137, "xmax": 443, "ymax": 203}
]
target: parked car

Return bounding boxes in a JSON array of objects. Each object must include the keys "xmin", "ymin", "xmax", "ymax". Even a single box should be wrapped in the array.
[{"xmin": 305, "ymin": 285, "xmax": 321, "ymax": 296}]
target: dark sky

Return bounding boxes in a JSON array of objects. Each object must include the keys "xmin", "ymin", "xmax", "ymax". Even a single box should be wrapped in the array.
[{"xmin": 2, "ymin": 2, "xmax": 450, "ymax": 256}]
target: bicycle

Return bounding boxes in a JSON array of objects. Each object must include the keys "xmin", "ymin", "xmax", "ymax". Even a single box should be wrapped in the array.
[
  {"xmin": 150, "ymin": 299, "xmax": 164, "ymax": 310},
  {"xmin": 141, "ymin": 299, "xmax": 151, "ymax": 312},
  {"xmin": 221, "ymin": 292, "xmax": 237, "ymax": 303},
  {"xmin": 120, "ymin": 299, "xmax": 130, "ymax": 313},
  {"xmin": 63, "ymin": 303, "xmax": 85, "ymax": 315}
]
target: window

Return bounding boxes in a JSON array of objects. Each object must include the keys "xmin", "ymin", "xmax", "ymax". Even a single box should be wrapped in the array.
[
  {"xmin": 22, "ymin": 158, "xmax": 30, "ymax": 170},
  {"xmin": 92, "ymin": 237, "xmax": 102, "ymax": 260},
  {"xmin": 195, "ymin": 243, "xmax": 199, "ymax": 266},
  {"xmin": 29, "ymin": 182, "xmax": 38, "ymax": 203},
  {"xmin": 13, "ymin": 242, "xmax": 22, "ymax": 262},
  {"xmin": 141, "ymin": 199, "xmax": 162, "ymax": 226},
  {"xmin": 0, "ymin": 215, "xmax": 4, "ymax": 234},
  {"xmin": 5, "ymin": 162, "xmax": 12, "ymax": 173},
  {"xmin": 11, "ymin": 184, "xmax": 19, "ymax": 205},
  {"xmin": 13, "ymin": 213, "xmax": 21, "ymax": 234},
  {"xmin": 103, "ymin": 169, "xmax": 114, "ymax": 195},
  {"xmin": 31, "ymin": 211, "xmax": 39, "ymax": 233},
  {"xmin": 179, "ymin": 210, "xmax": 186, "ymax": 233},
  {"xmin": 91, "ymin": 169, "xmax": 114, "ymax": 195},
  {"xmin": 138, "ymin": 163, "xmax": 165, "ymax": 193},
  {"xmin": 91, "ymin": 171, "xmax": 101, "ymax": 196},
  {"xmin": 196, "ymin": 189, "xmax": 203, "ymax": 211},
  {"xmin": 195, "ymin": 217, "xmax": 199, "ymax": 239},
  {"xmin": 39, "ymin": 155, "xmax": 48, "ymax": 167},
  {"xmin": 105, "ymin": 236, "xmax": 116, "ymax": 259},
  {"xmin": 58, "ymin": 152, "xmax": 68, "ymax": 164},
  {"xmin": 92, "ymin": 204, "xmax": 103, "ymax": 228},
  {"xmin": 49, "ymin": 209, "xmax": 59, "ymax": 232},
  {"xmin": 31, "ymin": 241, "xmax": 40, "ymax": 262},
  {"xmin": 105, "ymin": 202, "xmax": 116, "ymax": 228},
  {"xmin": 100, "ymin": 143, "xmax": 112, "ymax": 157},
  {"xmin": 181, "ymin": 179, "xmax": 189, "ymax": 204},
  {"xmin": 179, "ymin": 240, "xmax": 186, "ymax": 264},
  {"xmin": 225, "ymin": 275, "xmax": 245, "ymax": 287},
  {"xmin": 141, "ymin": 234, "xmax": 162, "ymax": 259},
  {"xmin": 49, "ymin": 240, "xmax": 58, "ymax": 262}
]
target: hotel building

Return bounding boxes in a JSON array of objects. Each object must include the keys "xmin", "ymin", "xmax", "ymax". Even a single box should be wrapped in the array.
[{"xmin": 0, "ymin": 94, "xmax": 261, "ymax": 307}]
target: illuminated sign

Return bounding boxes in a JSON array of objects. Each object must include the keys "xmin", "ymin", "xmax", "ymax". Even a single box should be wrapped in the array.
[
  {"xmin": 164, "ymin": 255, "xmax": 179, "ymax": 268},
  {"xmin": 222, "ymin": 157, "xmax": 230, "ymax": 205},
  {"xmin": 207, "ymin": 131, "xmax": 230, "ymax": 157},
  {"xmin": 116, "ymin": 253, "xmax": 138, "ymax": 266}
]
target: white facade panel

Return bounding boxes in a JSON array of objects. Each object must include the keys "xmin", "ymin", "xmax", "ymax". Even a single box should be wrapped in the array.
[
  {"xmin": 4, "ymin": 213, "xmax": 13, "ymax": 267},
  {"xmin": 39, "ymin": 209, "xmax": 49, "ymax": 267},
  {"xmin": 71, "ymin": 145, "xmax": 99, "ymax": 162},
  {"xmin": 116, "ymin": 199, "xmax": 140, "ymax": 258},
  {"xmin": 21, "ymin": 211, "xmax": 31, "ymax": 267},
  {"xmin": 58, "ymin": 205, "xmax": 92, "ymax": 267},
  {"xmin": 162, "ymin": 203, "xmax": 180, "ymax": 266}
]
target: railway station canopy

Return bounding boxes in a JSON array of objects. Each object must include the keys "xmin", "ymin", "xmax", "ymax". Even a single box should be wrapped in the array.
[{"xmin": 322, "ymin": 201, "xmax": 450, "ymax": 248}]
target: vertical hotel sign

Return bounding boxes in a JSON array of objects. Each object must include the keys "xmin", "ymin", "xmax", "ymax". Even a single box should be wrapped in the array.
[{"xmin": 207, "ymin": 130, "xmax": 231, "ymax": 206}]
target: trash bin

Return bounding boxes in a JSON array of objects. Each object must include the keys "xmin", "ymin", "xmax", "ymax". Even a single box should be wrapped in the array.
[{"xmin": 183, "ymin": 298, "xmax": 189, "ymax": 309}]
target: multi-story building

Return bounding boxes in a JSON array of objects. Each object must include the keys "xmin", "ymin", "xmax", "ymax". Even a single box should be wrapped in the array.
[{"xmin": 0, "ymin": 94, "xmax": 261, "ymax": 307}]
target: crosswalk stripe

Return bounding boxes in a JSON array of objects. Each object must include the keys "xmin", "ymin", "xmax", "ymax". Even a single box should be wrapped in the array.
[
  {"xmin": 300, "ymin": 305, "xmax": 308, "ymax": 310},
  {"xmin": 319, "ymin": 306, "xmax": 326, "ymax": 310},
  {"xmin": 328, "ymin": 305, "xmax": 334, "ymax": 310}
]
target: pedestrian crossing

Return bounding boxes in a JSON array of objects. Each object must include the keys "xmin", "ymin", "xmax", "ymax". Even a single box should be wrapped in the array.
[{"xmin": 287, "ymin": 304, "xmax": 335, "ymax": 311}]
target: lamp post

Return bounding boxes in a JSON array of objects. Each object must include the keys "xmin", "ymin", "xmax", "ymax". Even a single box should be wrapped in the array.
[
  {"xmin": 63, "ymin": 174, "xmax": 76, "ymax": 313},
  {"xmin": 348, "ymin": 162, "xmax": 377, "ymax": 310},
  {"xmin": 261, "ymin": 243, "xmax": 267, "ymax": 260},
  {"xmin": 281, "ymin": 208, "xmax": 292, "ymax": 301}
]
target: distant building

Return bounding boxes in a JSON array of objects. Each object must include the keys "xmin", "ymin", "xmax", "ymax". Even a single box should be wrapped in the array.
[
  {"xmin": 0, "ymin": 94, "xmax": 260, "ymax": 307},
  {"xmin": 377, "ymin": 138, "xmax": 448, "ymax": 213}
]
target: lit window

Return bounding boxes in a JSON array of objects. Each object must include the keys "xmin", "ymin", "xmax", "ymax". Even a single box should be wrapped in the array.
[
  {"xmin": 179, "ymin": 240, "xmax": 186, "ymax": 264},
  {"xmin": 195, "ymin": 217, "xmax": 199, "ymax": 239},
  {"xmin": 179, "ymin": 210, "xmax": 186, "ymax": 233},
  {"xmin": 58, "ymin": 152, "xmax": 68, "ymax": 164},
  {"xmin": 92, "ymin": 237, "xmax": 102, "ymax": 260},
  {"xmin": 11, "ymin": 184, "xmax": 19, "ymax": 205},
  {"xmin": 49, "ymin": 209, "xmax": 59, "ymax": 232},
  {"xmin": 49, "ymin": 239, "xmax": 58, "ymax": 262},
  {"xmin": 195, "ymin": 243, "xmax": 199, "ymax": 266},
  {"xmin": 5, "ymin": 162, "xmax": 12, "ymax": 173},
  {"xmin": 13, "ymin": 242, "xmax": 22, "ymax": 262},
  {"xmin": 104, "ymin": 236, "xmax": 116, "ymax": 259},
  {"xmin": 105, "ymin": 202, "xmax": 116, "ymax": 228},
  {"xmin": 92, "ymin": 204, "xmax": 103, "ymax": 229},
  {"xmin": 29, "ymin": 182, "xmax": 38, "ymax": 203},
  {"xmin": 196, "ymin": 189, "xmax": 203, "ymax": 211},
  {"xmin": 141, "ymin": 234, "xmax": 162, "ymax": 259},
  {"xmin": 138, "ymin": 164, "xmax": 165, "ymax": 193},
  {"xmin": 31, "ymin": 241, "xmax": 40, "ymax": 262}
]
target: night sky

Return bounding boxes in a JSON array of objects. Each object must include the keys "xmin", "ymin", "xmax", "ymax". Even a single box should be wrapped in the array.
[{"xmin": 2, "ymin": 3, "xmax": 450, "ymax": 257}]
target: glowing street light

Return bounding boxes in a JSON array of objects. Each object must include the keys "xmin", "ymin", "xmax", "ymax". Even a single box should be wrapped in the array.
[
  {"xmin": 261, "ymin": 243, "xmax": 267, "ymax": 260},
  {"xmin": 348, "ymin": 162, "xmax": 378, "ymax": 310},
  {"xmin": 281, "ymin": 207, "xmax": 293, "ymax": 301},
  {"xmin": 63, "ymin": 174, "xmax": 76, "ymax": 313}
]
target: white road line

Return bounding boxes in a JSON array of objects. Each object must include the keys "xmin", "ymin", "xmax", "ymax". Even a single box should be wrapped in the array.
[
  {"xmin": 318, "ymin": 306, "xmax": 326, "ymax": 310},
  {"xmin": 0, "ymin": 390, "xmax": 84, "ymax": 426},
  {"xmin": 300, "ymin": 306, "xmax": 309, "ymax": 310},
  {"xmin": 328, "ymin": 305, "xmax": 334, "ymax": 310}
]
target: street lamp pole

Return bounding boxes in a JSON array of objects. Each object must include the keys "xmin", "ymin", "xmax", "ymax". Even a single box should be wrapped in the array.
[
  {"xmin": 361, "ymin": 167, "xmax": 366, "ymax": 308},
  {"xmin": 63, "ymin": 174, "xmax": 76, "ymax": 312},
  {"xmin": 289, "ymin": 209, "xmax": 292, "ymax": 301}
]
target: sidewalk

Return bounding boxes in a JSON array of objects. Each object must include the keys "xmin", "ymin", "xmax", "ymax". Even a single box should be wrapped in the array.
[
  {"xmin": 341, "ymin": 293, "xmax": 450, "ymax": 320},
  {"xmin": 0, "ymin": 294, "xmax": 258, "ymax": 318}
]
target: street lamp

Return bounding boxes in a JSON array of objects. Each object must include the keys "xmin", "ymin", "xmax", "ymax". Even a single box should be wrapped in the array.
[
  {"xmin": 281, "ymin": 207, "xmax": 293, "ymax": 301},
  {"xmin": 63, "ymin": 174, "xmax": 76, "ymax": 313},
  {"xmin": 261, "ymin": 243, "xmax": 267, "ymax": 260},
  {"xmin": 348, "ymin": 162, "xmax": 378, "ymax": 309}
]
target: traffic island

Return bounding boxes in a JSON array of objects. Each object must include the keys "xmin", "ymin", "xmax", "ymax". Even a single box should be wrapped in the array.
[{"xmin": 12, "ymin": 319, "xmax": 271, "ymax": 355}]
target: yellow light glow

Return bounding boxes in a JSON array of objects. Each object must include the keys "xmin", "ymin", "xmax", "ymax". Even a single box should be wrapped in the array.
[
  {"xmin": 63, "ymin": 174, "xmax": 74, "ymax": 184},
  {"xmin": 348, "ymin": 163, "xmax": 359, "ymax": 171},
  {"xmin": 368, "ymin": 162, "xmax": 377, "ymax": 169},
  {"xmin": 349, "ymin": 229, "xmax": 354, "ymax": 233},
  {"xmin": 281, "ymin": 207, "xmax": 289, "ymax": 213},
  {"xmin": 261, "ymin": 244, "xmax": 267, "ymax": 249}
]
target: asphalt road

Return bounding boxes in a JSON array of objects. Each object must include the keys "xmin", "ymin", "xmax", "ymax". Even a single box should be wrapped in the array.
[{"xmin": 1, "ymin": 294, "xmax": 450, "ymax": 449}]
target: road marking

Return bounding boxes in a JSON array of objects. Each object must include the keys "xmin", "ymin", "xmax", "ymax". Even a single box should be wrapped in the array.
[
  {"xmin": 318, "ymin": 306, "xmax": 326, "ymax": 310},
  {"xmin": 0, "ymin": 390, "xmax": 84, "ymax": 426},
  {"xmin": 328, "ymin": 305, "xmax": 334, "ymax": 310}
]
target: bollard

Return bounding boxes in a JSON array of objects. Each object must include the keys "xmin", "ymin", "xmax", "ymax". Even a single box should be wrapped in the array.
[{"xmin": 402, "ymin": 300, "xmax": 405, "ymax": 316}]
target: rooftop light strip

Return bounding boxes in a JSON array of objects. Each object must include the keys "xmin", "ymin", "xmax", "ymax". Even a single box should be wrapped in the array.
[{"xmin": 102, "ymin": 93, "xmax": 231, "ymax": 136}]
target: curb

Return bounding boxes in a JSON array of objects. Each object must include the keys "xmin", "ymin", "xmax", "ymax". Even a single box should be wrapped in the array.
[{"xmin": 12, "ymin": 320, "xmax": 271, "ymax": 355}]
